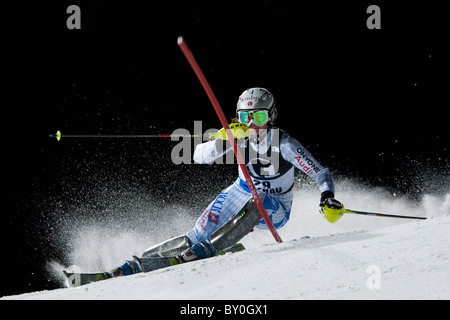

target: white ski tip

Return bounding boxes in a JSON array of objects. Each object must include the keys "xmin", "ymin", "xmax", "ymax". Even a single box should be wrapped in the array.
[{"xmin": 177, "ymin": 36, "xmax": 184, "ymax": 45}]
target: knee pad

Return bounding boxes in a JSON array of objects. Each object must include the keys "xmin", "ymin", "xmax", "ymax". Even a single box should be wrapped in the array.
[
  {"xmin": 210, "ymin": 199, "xmax": 261, "ymax": 251},
  {"xmin": 142, "ymin": 235, "xmax": 192, "ymax": 258}
]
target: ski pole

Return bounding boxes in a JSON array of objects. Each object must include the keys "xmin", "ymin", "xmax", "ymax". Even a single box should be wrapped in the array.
[
  {"xmin": 177, "ymin": 36, "xmax": 283, "ymax": 243},
  {"xmin": 50, "ymin": 124, "xmax": 249, "ymax": 141},
  {"xmin": 344, "ymin": 208, "xmax": 427, "ymax": 220},
  {"xmin": 49, "ymin": 130, "xmax": 202, "ymax": 141}
]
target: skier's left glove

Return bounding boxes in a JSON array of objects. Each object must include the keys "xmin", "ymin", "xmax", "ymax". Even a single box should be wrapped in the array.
[{"xmin": 319, "ymin": 191, "xmax": 344, "ymax": 224}]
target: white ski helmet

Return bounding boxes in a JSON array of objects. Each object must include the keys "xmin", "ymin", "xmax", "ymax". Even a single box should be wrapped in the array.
[{"xmin": 236, "ymin": 87, "xmax": 277, "ymax": 125}]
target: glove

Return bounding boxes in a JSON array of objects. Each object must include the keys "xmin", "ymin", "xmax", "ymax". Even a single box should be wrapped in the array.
[
  {"xmin": 319, "ymin": 191, "xmax": 344, "ymax": 224},
  {"xmin": 320, "ymin": 197, "xmax": 343, "ymax": 210},
  {"xmin": 209, "ymin": 123, "xmax": 250, "ymax": 140}
]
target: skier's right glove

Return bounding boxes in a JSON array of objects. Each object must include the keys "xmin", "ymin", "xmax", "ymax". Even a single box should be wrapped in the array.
[
  {"xmin": 212, "ymin": 123, "xmax": 250, "ymax": 155},
  {"xmin": 209, "ymin": 123, "xmax": 250, "ymax": 140},
  {"xmin": 320, "ymin": 191, "xmax": 345, "ymax": 224}
]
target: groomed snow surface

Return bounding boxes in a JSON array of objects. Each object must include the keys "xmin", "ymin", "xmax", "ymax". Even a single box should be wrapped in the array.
[{"xmin": 3, "ymin": 181, "xmax": 450, "ymax": 300}]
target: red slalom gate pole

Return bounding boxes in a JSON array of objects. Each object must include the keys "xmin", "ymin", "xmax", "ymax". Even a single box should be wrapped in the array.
[{"xmin": 177, "ymin": 36, "xmax": 283, "ymax": 243}]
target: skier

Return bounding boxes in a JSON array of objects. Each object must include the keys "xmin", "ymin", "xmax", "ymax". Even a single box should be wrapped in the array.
[{"xmin": 119, "ymin": 87, "xmax": 344, "ymax": 275}]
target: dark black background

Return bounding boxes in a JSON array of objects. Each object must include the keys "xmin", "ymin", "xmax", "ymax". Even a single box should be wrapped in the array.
[{"xmin": 2, "ymin": 1, "xmax": 449, "ymax": 297}]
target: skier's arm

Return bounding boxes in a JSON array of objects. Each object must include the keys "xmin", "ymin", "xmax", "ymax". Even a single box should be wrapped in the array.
[
  {"xmin": 193, "ymin": 139, "xmax": 233, "ymax": 164},
  {"xmin": 279, "ymin": 133, "xmax": 344, "ymax": 222},
  {"xmin": 279, "ymin": 133, "xmax": 335, "ymax": 195}
]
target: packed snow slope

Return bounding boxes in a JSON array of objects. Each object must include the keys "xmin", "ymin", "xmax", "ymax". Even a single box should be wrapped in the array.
[{"xmin": 4, "ymin": 183, "xmax": 449, "ymax": 300}]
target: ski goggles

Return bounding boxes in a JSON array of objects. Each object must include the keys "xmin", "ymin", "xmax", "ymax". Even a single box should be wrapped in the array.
[{"xmin": 237, "ymin": 110, "xmax": 270, "ymax": 126}]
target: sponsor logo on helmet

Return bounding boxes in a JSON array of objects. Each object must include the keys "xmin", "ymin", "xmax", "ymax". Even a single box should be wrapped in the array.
[
  {"xmin": 243, "ymin": 96, "xmax": 262, "ymax": 102},
  {"xmin": 247, "ymin": 101, "xmax": 253, "ymax": 107}
]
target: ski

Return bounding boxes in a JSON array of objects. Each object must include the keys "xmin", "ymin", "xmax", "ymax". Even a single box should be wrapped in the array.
[
  {"xmin": 63, "ymin": 270, "xmax": 112, "ymax": 287},
  {"xmin": 219, "ymin": 242, "xmax": 245, "ymax": 255},
  {"xmin": 134, "ymin": 242, "xmax": 246, "ymax": 272},
  {"xmin": 63, "ymin": 243, "xmax": 245, "ymax": 287},
  {"xmin": 63, "ymin": 255, "xmax": 182, "ymax": 287}
]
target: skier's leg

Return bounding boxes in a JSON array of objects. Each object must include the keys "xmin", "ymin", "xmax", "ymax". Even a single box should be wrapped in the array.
[
  {"xmin": 185, "ymin": 181, "xmax": 252, "ymax": 244},
  {"xmin": 141, "ymin": 181, "xmax": 251, "ymax": 259},
  {"xmin": 178, "ymin": 198, "xmax": 262, "ymax": 262},
  {"xmin": 108, "ymin": 184, "xmax": 250, "ymax": 276},
  {"xmin": 203, "ymin": 191, "xmax": 294, "ymax": 254},
  {"xmin": 173, "ymin": 181, "xmax": 253, "ymax": 262},
  {"xmin": 254, "ymin": 191, "xmax": 294, "ymax": 230},
  {"xmin": 119, "ymin": 181, "xmax": 259, "ymax": 271}
]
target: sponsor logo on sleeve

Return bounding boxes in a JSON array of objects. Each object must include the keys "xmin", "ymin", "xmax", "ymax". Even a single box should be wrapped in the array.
[{"xmin": 295, "ymin": 148, "xmax": 321, "ymax": 174}]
